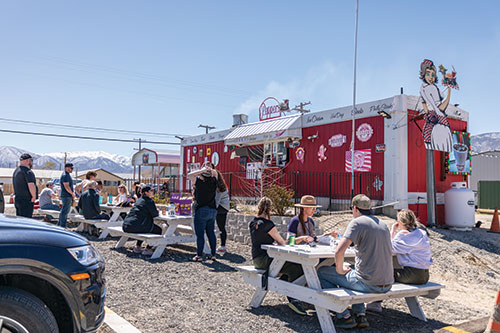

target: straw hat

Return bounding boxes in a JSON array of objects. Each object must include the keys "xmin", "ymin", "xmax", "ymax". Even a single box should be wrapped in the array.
[{"xmin": 294, "ymin": 195, "xmax": 321, "ymax": 208}]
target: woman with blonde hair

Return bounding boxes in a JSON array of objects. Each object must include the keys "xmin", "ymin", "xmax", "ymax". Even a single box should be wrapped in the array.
[
  {"xmin": 391, "ymin": 209, "xmax": 432, "ymax": 284},
  {"xmin": 249, "ymin": 197, "xmax": 306, "ymax": 316},
  {"xmin": 113, "ymin": 184, "xmax": 130, "ymax": 206},
  {"xmin": 367, "ymin": 209, "xmax": 432, "ymax": 313}
]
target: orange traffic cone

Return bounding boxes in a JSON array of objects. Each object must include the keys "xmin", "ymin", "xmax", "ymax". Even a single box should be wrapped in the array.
[
  {"xmin": 485, "ymin": 290, "xmax": 500, "ymax": 333},
  {"xmin": 488, "ymin": 208, "xmax": 500, "ymax": 234}
]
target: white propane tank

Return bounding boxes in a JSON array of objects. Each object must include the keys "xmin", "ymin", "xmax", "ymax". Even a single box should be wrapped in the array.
[{"xmin": 444, "ymin": 182, "xmax": 475, "ymax": 231}]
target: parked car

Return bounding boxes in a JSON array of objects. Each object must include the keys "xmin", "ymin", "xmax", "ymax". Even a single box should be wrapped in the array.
[{"xmin": 0, "ymin": 214, "xmax": 106, "ymax": 332}]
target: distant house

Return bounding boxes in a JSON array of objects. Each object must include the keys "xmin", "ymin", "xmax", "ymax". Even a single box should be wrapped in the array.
[
  {"xmin": 76, "ymin": 168, "xmax": 124, "ymax": 187},
  {"xmin": 471, "ymin": 150, "xmax": 500, "ymax": 192}
]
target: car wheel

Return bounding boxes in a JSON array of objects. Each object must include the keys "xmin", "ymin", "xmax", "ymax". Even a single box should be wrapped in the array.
[{"xmin": 0, "ymin": 287, "xmax": 59, "ymax": 333}]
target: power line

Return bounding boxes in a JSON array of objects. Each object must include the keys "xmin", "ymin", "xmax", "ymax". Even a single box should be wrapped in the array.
[
  {"xmin": 0, "ymin": 117, "xmax": 182, "ymax": 138},
  {"xmin": 0, "ymin": 128, "xmax": 179, "ymax": 145},
  {"xmin": 23, "ymin": 54, "xmax": 255, "ymax": 98}
]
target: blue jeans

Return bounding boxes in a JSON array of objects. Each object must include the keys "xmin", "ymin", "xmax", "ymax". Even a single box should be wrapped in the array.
[
  {"xmin": 193, "ymin": 206, "xmax": 217, "ymax": 257},
  {"xmin": 58, "ymin": 197, "xmax": 73, "ymax": 227},
  {"xmin": 41, "ymin": 204, "xmax": 61, "ymax": 211},
  {"xmin": 317, "ymin": 266, "xmax": 391, "ymax": 317}
]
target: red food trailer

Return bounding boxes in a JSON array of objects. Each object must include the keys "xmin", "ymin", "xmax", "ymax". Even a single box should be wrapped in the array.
[{"xmin": 180, "ymin": 94, "xmax": 469, "ymax": 225}]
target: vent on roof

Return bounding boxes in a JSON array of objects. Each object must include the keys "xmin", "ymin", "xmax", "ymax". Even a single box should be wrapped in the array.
[{"xmin": 232, "ymin": 114, "xmax": 248, "ymax": 127}]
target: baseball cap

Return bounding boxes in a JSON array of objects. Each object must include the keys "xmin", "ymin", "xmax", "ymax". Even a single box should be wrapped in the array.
[
  {"xmin": 20, "ymin": 153, "xmax": 33, "ymax": 161},
  {"xmin": 352, "ymin": 194, "xmax": 372, "ymax": 210},
  {"xmin": 65, "ymin": 163, "xmax": 74, "ymax": 168},
  {"xmin": 141, "ymin": 186, "xmax": 152, "ymax": 194}
]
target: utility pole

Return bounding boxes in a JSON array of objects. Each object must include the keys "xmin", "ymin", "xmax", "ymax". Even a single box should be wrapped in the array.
[
  {"xmin": 63, "ymin": 152, "xmax": 67, "ymax": 166},
  {"xmin": 350, "ymin": 0, "xmax": 359, "ymax": 200},
  {"xmin": 198, "ymin": 124, "xmax": 215, "ymax": 134},
  {"xmin": 292, "ymin": 101, "xmax": 311, "ymax": 114}
]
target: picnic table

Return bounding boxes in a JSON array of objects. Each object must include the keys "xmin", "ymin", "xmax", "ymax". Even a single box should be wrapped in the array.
[
  {"xmin": 239, "ymin": 244, "xmax": 443, "ymax": 333},
  {"xmin": 108, "ymin": 213, "xmax": 216, "ymax": 259},
  {"xmin": 99, "ymin": 204, "xmax": 132, "ymax": 223}
]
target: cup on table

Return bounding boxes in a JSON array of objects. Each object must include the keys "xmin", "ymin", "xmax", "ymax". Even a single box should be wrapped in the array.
[{"xmin": 161, "ymin": 208, "xmax": 166, "ymax": 215}]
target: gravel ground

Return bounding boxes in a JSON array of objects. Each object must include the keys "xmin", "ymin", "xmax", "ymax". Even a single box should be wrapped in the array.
[
  {"xmin": 5, "ymin": 204, "xmax": 499, "ymax": 332},
  {"xmin": 84, "ymin": 212, "xmax": 500, "ymax": 333}
]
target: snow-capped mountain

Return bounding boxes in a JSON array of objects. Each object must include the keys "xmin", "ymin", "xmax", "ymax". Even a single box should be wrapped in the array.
[
  {"xmin": 0, "ymin": 146, "xmax": 133, "ymax": 173},
  {"xmin": 471, "ymin": 132, "xmax": 500, "ymax": 153}
]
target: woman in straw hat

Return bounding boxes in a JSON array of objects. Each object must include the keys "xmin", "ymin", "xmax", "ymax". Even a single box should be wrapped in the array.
[{"xmin": 289, "ymin": 195, "xmax": 338, "ymax": 244}]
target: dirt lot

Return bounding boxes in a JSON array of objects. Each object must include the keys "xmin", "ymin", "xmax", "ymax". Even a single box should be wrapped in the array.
[{"xmin": 88, "ymin": 212, "xmax": 499, "ymax": 333}]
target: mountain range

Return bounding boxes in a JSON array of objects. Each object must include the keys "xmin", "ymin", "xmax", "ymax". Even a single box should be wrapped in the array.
[
  {"xmin": 0, "ymin": 132, "xmax": 497, "ymax": 172},
  {"xmin": 0, "ymin": 146, "xmax": 133, "ymax": 173},
  {"xmin": 470, "ymin": 132, "xmax": 500, "ymax": 154}
]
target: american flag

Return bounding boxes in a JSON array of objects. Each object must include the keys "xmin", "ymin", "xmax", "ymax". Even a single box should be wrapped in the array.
[{"xmin": 345, "ymin": 149, "xmax": 372, "ymax": 172}]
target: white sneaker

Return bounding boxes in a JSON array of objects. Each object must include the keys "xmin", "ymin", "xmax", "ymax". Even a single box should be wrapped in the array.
[
  {"xmin": 216, "ymin": 246, "xmax": 227, "ymax": 254},
  {"xmin": 141, "ymin": 248, "xmax": 154, "ymax": 256},
  {"xmin": 366, "ymin": 301, "xmax": 383, "ymax": 313},
  {"xmin": 133, "ymin": 246, "xmax": 143, "ymax": 254}
]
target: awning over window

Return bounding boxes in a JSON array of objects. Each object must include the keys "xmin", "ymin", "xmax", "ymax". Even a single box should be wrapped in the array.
[{"xmin": 224, "ymin": 115, "xmax": 302, "ymax": 146}]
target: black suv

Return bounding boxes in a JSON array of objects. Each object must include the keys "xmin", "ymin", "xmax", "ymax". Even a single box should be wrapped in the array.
[{"xmin": 0, "ymin": 214, "xmax": 106, "ymax": 333}]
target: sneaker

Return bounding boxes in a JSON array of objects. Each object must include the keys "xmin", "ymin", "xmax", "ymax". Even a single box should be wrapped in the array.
[
  {"xmin": 366, "ymin": 301, "xmax": 383, "ymax": 313},
  {"xmin": 287, "ymin": 299, "xmax": 307, "ymax": 316},
  {"xmin": 216, "ymin": 246, "xmax": 227, "ymax": 254},
  {"xmin": 334, "ymin": 316, "xmax": 357, "ymax": 329},
  {"xmin": 355, "ymin": 314, "xmax": 370, "ymax": 328},
  {"xmin": 133, "ymin": 246, "xmax": 143, "ymax": 254},
  {"xmin": 141, "ymin": 248, "xmax": 154, "ymax": 256}
]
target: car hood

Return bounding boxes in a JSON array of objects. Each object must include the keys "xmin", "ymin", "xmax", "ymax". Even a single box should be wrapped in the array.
[{"xmin": 0, "ymin": 214, "xmax": 88, "ymax": 248}]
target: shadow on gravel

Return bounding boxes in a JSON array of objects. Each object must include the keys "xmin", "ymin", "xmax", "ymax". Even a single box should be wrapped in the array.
[
  {"xmin": 247, "ymin": 305, "xmax": 450, "ymax": 333},
  {"xmin": 431, "ymin": 227, "xmax": 500, "ymax": 257},
  {"xmin": 201, "ymin": 260, "xmax": 237, "ymax": 272}
]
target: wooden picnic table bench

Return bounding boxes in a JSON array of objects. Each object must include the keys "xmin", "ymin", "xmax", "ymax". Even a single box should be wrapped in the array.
[
  {"xmin": 70, "ymin": 214, "xmax": 122, "ymax": 239},
  {"xmin": 107, "ymin": 214, "xmax": 220, "ymax": 259},
  {"xmin": 238, "ymin": 244, "xmax": 444, "ymax": 333}
]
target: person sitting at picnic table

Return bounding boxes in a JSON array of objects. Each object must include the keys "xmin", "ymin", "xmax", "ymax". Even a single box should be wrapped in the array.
[
  {"xmin": 39, "ymin": 181, "xmax": 60, "ymax": 222},
  {"xmin": 288, "ymin": 195, "xmax": 338, "ymax": 244},
  {"xmin": 250, "ymin": 197, "xmax": 307, "ymax": 316},
  {"xmin": 317, "ymin": 194, "xmax": 393, "ymax": 329},
  {"xmin": 122, "ymin": 186, "xmax": 161, "ymax": 256},
  {"xmin": 188, "ymin": 162, "xmax": 218, "ymax": 262},
  {"xmin": 77, "ymin": 181, "xmax": 110, "ymax": 221},
  {"xmin": 39, "ymin": 181, "xmax": 60, "ymax": 211},
  {"xmin": 74, "ymin": 183, "xmax": 82, "ymax": 199},
  {"xmin": 112, "ymin": 184, "xmax": 129, "ymax": 206},
  {"xmin": 366, "ymin": 209, "xmax": 433, "ymax": 313},
  {"xmin": 131, "ymin": 181, "xmax": 142, "ymax": 201},
  {"xmin": 82, "ymin": 171, "xmax": 97, "ymax": 192}
]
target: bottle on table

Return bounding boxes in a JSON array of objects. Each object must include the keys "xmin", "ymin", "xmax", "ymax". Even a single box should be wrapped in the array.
[
  {"xmin": 287, "ymin": 233, "xmax": 296, "ymax": 246},
  {"xmin": 108, "ymin": 194, "xmax": 113, "ymax": 205}
]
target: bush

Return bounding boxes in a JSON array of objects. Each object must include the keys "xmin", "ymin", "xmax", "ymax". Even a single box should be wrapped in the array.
[
  {"xmin": 264, "ymin": 185, "xmax": 294, "ymax": 216},
  {"xmin": 153, "ymin": 193, "xmax": 168, "ymax": 205}
]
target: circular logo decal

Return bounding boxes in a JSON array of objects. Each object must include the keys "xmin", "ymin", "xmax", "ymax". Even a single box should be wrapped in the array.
[
  {"xmin": 356, "ymin": 123, "xmax": 373, "ymax": 142},
  {"xmin": 193, "ymin": 146, "xmax": 197, "ymax": 154},
  {"xmin": 211, "ymin": 152, "xmax": 220, "ymax": 167}
]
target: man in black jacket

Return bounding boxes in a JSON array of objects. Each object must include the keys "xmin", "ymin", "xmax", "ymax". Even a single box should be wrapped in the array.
[
  {"xmin": 78, "ymin": 181, "xmax": 110, "ymax": 221},
  {"xmin": 12, "ymin": 153, "xmax": 38, "ymax": 218},
  {"xmin": 122, "ymin": 186, "xmax": 161, "ymax": 256}
]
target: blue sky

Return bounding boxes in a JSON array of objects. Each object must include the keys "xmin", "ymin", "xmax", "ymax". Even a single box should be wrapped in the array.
[{"xmin": 0, "ymin": 0, "xmax": 498, "ymax": 156}]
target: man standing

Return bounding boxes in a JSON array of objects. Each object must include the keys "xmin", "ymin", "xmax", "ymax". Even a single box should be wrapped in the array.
[
  {"xmin": 12, "ymin": 153, "xmax": 38, "ymax": 218},
  {"xmin": 317, "ymin": 194, "xmax": 393, "ymax": 329},
  {"xmin": 58, "ymin": 163, "xmax": 76, "ymax": 227}
]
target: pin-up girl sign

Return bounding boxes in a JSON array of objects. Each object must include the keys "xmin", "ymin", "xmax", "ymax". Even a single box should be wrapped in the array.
[{"xmin": 419, "ymin": 59, "xmax": 453, "ymax": 152}]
